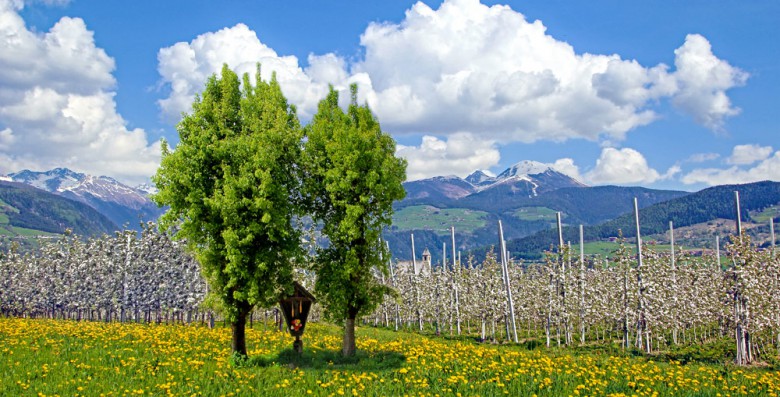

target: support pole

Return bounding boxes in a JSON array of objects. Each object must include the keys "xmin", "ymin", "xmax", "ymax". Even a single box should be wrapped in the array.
[
  {"xmin": 735, "ymin": 191, "xmax": 742, "ymax": 237},
  {"xmin": 634, "ymin": 198, "xmax": 647, "ymax": 352},
  {"xmin": 451, "ymin": 226, "xmax": 461, "ymax": 335},
  {"xmin": 442, "ymin": 242, "xmax": 446, "ymax": 270},
  {"xmin": 716, "ymin": 236, "xmax": 721, "ymax": 268},
  {"xmin": 670, "ymin": 221, "xmax": 678, "ymax": 345},
  {"xmin": 499, "ymin": 220, "xmax": 518, "ymax": 343},
  {"xmin": 557, "ymin": 212, "xmax": 564, "ymax": 247},
  {"xmin": 556, "ymin": 212, "xmax": 566, "ymax": 345},
  {"xmin": 411, "ymin": 233, "xmax": 418, "ymax": 275},
  {"xmin": 387, "ymin": 241, "xmax": 400, "ymax": 331},
  {"xmin": 579, "ymin": 224, "xmax": 585, "ymax": 344}
]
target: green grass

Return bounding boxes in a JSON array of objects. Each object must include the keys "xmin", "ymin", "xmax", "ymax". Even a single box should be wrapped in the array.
[
  {"xmin": 751, "ymin": 204, "xmax": 780, "ymax": 223},
  {"xmin": 0, "ymin": 198, "xmax": 16, "ymax": 225},
  {"xmin": 513, "ymin": 206, "xmax": 558, "ymax": 222},
  {"xmin": 392, "ymin": 205, "xmax": 488, "ymax": 235},
  {"xmin": 0, "ymin": 198, "xmax": 19, "ymax": 213},
  {"xmin": 564, "ymin": 241, "xmax": 693, "ymax": 258},
  {"xmin": 9, "ymin": 226, "xmax": 59, "ymax": 237},
  {"xmin": 1, "ymin": 318, "xmax": 779, "ymax": 397},
  {"xmin": 0, "ymin": 197, "xmax": 60, "ymax": 237}
]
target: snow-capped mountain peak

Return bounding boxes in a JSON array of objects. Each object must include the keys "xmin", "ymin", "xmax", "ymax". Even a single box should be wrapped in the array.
[
  {"xmin": 4, "ymin": 168, "xmax": 164, "ymax": 230},
  {"xmin": 465, "ymin": 170, "xmax": 496, "ymax": 187},
  {"xmin": 403, "ymin": 159, "xmax": 586, "ymax": 202},
  {"xmin": 496, "ymin": 160, "xmax": 551, "ymax": 180},
  {"xmin": 134, "ymin": 183, "xmax": 159, "ymax": 195},
  {"xmin": 9, "ymin": 168, "xmax": 85, "ymax": 192}
]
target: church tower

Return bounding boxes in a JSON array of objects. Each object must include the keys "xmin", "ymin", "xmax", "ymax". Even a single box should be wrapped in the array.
[{"xmin": 421, "ymin": 248, "xmax": 432, "ymax": 272}]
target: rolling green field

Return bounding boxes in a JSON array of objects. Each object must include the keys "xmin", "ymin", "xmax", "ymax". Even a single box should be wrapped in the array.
[
  {"xmin": 392, "ymin": 205, "xmax": 488, "ymax": 235},
  {"xmin": 751, "ymin": 205, "xmax": 780, "ymax": 223},
  {"xmin": 513, "ymin": 206, "xmax": 558, "ymax": 222},
  {"xmin": 1, "ymin": 318, "xmax": 779, "ymax": 397},
  {"xmin": 567, "ymin": 241, "xmax": 688, "ymax": 258},
  {"xmin": 0, "ymin": 201, "xmax": 14, "ymax": 236},
  {"xmin": 515, "ymin": 239, "xmax": 694, "ymax": 260},
  {"xmin": 0, "ymin": 197, "xmax": 60, "ymax": 239},
  {"xmin": 0, "ymin": 198, "xmax": 14, "ymax": 226}
]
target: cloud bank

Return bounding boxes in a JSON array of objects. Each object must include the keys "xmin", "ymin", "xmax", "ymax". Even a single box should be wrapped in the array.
[
  {"xmin": 396, "ymin": 133, "xmax": 500, "ymax": 181},
  {"xmin": 530, "ymin": 147, "xmax": 679, "ymax": 186},
  {"xmin": 1, "ymin": 0, "xmax": 751, "ymax": 186},
  {"xmin": 0, "ymin": 0, "xmax": 159, "ymax": 185},
  {"xmin": 546, "ymin": 144, "xmax": 780, "ymax": 188},
  {"xmin": 155, "ymin": 0, "xmax": 747, "ymax": 181},
  {"xmin": 683, "ymin": 145, "xmax": 780, "ymax": 185}
]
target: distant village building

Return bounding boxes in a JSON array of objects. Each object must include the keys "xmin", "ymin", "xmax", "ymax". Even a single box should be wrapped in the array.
[{"xmin": 394, "ymin": 247, "xmax": 433, "ymax": 275}]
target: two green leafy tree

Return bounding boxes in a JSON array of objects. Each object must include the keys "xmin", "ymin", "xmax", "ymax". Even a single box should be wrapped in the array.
[{"xmin": 152, "ymin": 65, "xmax": 406, "ymax": 358}]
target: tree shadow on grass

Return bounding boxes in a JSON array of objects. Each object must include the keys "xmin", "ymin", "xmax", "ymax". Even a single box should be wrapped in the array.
[{"xmin": 248, "ymin": 348, "xmax": 405, "ymax": 371}]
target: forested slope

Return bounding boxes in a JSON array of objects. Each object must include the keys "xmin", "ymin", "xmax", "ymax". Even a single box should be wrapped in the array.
[
  {"xmin": 496, "ymin": 180, "xmax": 780, "ymax": 259},
  {"xmin": 0, "ymin": 181, "xmax": 117, "ymax": 237}
]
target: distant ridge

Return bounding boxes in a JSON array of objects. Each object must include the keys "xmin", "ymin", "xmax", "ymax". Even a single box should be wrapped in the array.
[
  {"xmin": 0, "ymin": 180, "xmax": 118, "ymax": 237},
  {"xmin": 386, "ymin": 160, "xmax": 685, "ymax": 264},
  {"xmin": 499, "ymin": 180, "xmax": 780, "ymax": 259},
  {"xmin": 402, "ymin": 160, "xmax": 586, "ymax": 206},
  {"xmin": 6, "ymin": 168, "xmax": 164, "ymax": 230}
]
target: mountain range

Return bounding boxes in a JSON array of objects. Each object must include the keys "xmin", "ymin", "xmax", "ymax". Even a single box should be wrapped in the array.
[
  {"xmin": 0, "ymin": 180, "xmax": 117, "ymax": 240},
  {"xmin": 386, "ymin": 161, "xmax": 689, "ymax": 263},
  {"xmin": 402, "ymin": 160, "xmax": 587, "ymax": 206},
  {"xmin": 495, "ymin": 180, "xmax": 780, "ymax": 260},
  {"xmin": 4, "ymin": 168, "xmax": 164, "ymax": 230},
  {"xmin": 2, "ymin": 163, "xmax": 777, "ymax": 264}
]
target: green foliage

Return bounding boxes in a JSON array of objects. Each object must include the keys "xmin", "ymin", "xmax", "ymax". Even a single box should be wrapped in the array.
[
  {"xmin": 303, "ymin": 85, "xmax": 406, "ymax": 323},
  {"xmin": 750, "ymin": 204, "xmax": 780, "ymax": 223},
  {"xmin": 661, "ymin": 338, "xmax": 737, "ymax": 365},
  {"xmin": 250, "ymin": 346, "xmax": 406, "ymax": 370},
  {"xmin": 152, "ymin": 64, "xmax": 304, "ymax": 323}
]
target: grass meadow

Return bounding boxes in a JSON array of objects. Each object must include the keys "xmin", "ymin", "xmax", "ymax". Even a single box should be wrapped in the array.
[
  {"xmin": 391, "ymin": 206, "xmax": 489, "ymax": 235},
  {"xmin": 1, "ymin": 317, "xmax": 779, "ymax": 396}
]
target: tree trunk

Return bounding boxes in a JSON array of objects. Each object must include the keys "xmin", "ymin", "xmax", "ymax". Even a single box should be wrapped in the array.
[
  {"xmin": 343, "ymin": 314, "xmax": 358, "ymax": 357},
  {"xmin": 231, "ymin": 304, "xmax": 252, "ymax": 357}
]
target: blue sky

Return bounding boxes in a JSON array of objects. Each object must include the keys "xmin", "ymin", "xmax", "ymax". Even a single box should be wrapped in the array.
[{"xmin": 1, "ymin": 0, "xmax": 777, "ymax": 190}]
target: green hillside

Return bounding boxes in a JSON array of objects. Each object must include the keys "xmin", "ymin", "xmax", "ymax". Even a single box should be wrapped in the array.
[
  {"xmin": 391, "ymin": 205, "xmax": 489, "ymax": 235},
  {"xmin": 0, "ymin": 181, "xmax": 118, "ymax": 240},
  {"xmin": 494, "ymin": 180, "xmax": 780, "ymax": 260},
  {"xmin": 513, "ymin": 206, "xmax": 558, "ymax": 222}
]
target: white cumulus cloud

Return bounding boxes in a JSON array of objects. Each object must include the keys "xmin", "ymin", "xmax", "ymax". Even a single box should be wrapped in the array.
[
  {"xmin": 157, "ymin": 24, "xmax": 335, "ymax": 123},
  {"xmin": 154, "ymin": 0, "xmax": 748, "ymax": 184},
  {"xmin": 0, "ymin": 127, "xmax": 13, "ymax": 150},
  {"xmin": 156, "ymin": 0, "xmax": 746, "ymax": 146},
  {"xmin": 395, "ymin": 133, "xmax": 500, "ymax": 181},
  {"xmin": 726, "ymin": 144, "xmax": 773, "ymax": 165},
  {"xmin": 585, "ymin": 147, "xmax": 663, "ymax": 185},
  {"xmin": 548, "ymin": 158, "xmax": 585, "ymax": 183},
  {"xmin": 683, "ymin": 149, "xmax": 780, "ymax": 186},
  {"xmin": 351, "ymin": 1, "xmax": 745, "ymax": 141},
  {"xmin": 671, "ymin": 34, "xmax": 748, "ymax": 130},
  {"xmin": 353, "ymin": 0, "xmax": 659, "ymax": 142},
  {"xmin": 0, "ymin": 0, "xmax": 160, "ymax": 185}
]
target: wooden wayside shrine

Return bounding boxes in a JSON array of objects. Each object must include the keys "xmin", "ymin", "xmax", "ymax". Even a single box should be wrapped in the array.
[{"xmin": 279, "ymin": 281, "xmax": 316, "ymax": 353}]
